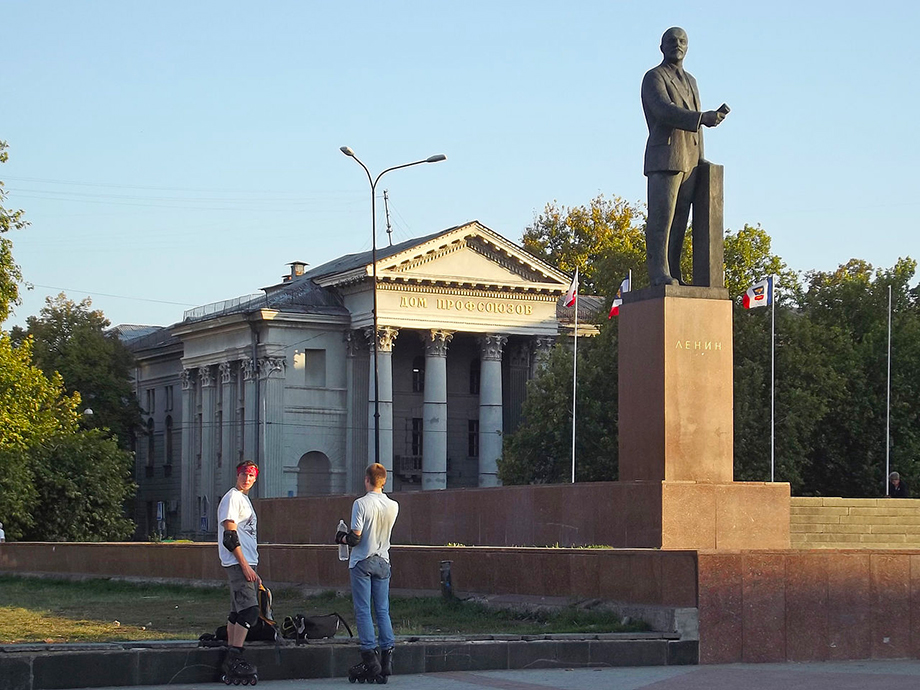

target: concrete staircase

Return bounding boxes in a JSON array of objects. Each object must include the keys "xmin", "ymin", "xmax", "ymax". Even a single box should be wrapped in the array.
[{"xmin": 790, "ymin": 497, "xmax": 920, "ymax": 549}]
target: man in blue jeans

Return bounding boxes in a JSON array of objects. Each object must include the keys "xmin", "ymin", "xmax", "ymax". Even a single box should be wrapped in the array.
[{"xmin": 336, "ymin": 463, "xmax": 400, "ymax": 681}]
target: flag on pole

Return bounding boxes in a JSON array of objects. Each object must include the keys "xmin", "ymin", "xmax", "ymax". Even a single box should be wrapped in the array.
[
  {"xmin": 608, "ymin": 274, "xmax": 631, "ymax": 318},
  {"xmin": 743, "ymin": 276, "xmax": 774, "ymax": 309},
  {"xmin": 564, "ymin": 269, "xmax": 579, "ymax": 307}
]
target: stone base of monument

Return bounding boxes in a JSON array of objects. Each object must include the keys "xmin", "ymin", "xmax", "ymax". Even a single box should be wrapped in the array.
[
  {"xmin": 617, "ymin": 287, "xmax": 790, "ymax": 550},
  {"xmin": 612, "ymin": 480, "xmax": 790, "ymax": 549}
]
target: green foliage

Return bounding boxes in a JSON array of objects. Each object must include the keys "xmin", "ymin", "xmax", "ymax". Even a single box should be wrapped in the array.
[
  {"xmin": 522, "ymin": 195, "xmax": 646, "ymax": 298},
  {"xmin": 723, "ymin": 224, "xmax": 798, "ymax": 300},
  {"xmin": 11, "ymin": 293, "xmax": 142, "ymax": 449},
  {"xmin": 0, "ymin": 334, "xmax": 81, "ymax": 539},
  {"xmin": 500, "ymin": 322, "xmax": 619, "ymax": 484},
  {"xmin": 21, "ymin": 430, "xmax": 136, "ymax": 542},
  {"xmin": 0, "ymin": 141, "xmax": 28, "ymax": 323}
]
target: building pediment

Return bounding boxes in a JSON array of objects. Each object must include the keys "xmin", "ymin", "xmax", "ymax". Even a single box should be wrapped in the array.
[{"xmin": 312, "ymin": 221, "xmax": 571, "ymax": 295}]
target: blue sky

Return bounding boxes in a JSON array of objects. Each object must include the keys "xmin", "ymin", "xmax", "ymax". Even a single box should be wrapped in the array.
[{"xmin": 2, "ymin": 1, "xmax": 917, "ymax": 328}]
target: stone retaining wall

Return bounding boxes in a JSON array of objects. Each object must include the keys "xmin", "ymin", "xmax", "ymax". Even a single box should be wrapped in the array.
[{"xmin": 791, "ymin": 497, "xmax": 920, "ymax": 549}]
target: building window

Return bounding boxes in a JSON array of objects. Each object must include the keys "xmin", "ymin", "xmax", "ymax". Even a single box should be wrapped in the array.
[
  {"xmin": 295, "ymin": 349, "xmax": 327, "ymax": 387},
  {"xmin": 411, "ymin": 418, "xmax": 423, "ymax": 455},
  {"xmin": 196, "ymin": 412, "xmax": 203, "ymax": 468},
  {"xmin": 468, "ymin": 419, "xmax": 479, "ymax": 457},
  {"xmin": 412, "ymin": 356, "xmax": 425, "ymax": 393},
  {"xmin": 165, "ymin": 385, "xmax": 174, "ymax": 412},
  {"xmin": 216, "ymin": 410, "xmax": 223, "ymax": 468},
  {"xmin": 238, "ymin": 406, "xmax": 245, "ymax": 461},
  {"xmin": 146, "ymin": 388, "xmax": 156, "ymax": 414},
  {"xmin": 165, "ymin": 416, "xmax": 173, "ymax": 465},
  {"xmin": 470, "ymin": 359, "xmax": 480, "ymax": 394},
  {"xmin": 146, "ymin": 418, "xmax": 155, "ymax": 469}
]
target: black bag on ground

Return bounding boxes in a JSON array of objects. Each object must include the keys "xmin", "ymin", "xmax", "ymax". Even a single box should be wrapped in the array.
[{"xmin": 280, "ymin": 612, "xmax": 353, "ymax": 641}]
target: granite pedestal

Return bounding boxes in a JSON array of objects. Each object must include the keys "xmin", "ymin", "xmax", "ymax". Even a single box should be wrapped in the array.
[{"xmin": 617, "ymin": 286, "xmax": 790, "ymax": 550}]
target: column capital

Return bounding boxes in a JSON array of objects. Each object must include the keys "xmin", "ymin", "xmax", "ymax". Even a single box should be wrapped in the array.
[
  {"xmin": 218, "ymin": 361, "xmax": 233, "ymax": 385},
  {"xmin": 424, "ymin": 329, "xmax": 453, "ymax": 358},
  {"xmin": 240, "ymin": 357, "xmax": 256, "ymax": 381},
  {"xmin": 479, "ymin": 334, "xmax": 508, "ymax": 362},
  {"xmin": 199, "ymin": 366, "xmax": 215, "ymax": 388},
  {"xmin": 258, "ymin": 357, "xmax": 285, "ymax": 379},
  {"xmin": 365, "ymin": 326, "xmax": 399, "ymax": 353},
  {"xmin": 180, "ymin": 368, "xmax": 195, "ymax": 391},
  {"xmin": 509, "ymin": 341, "xmax": 532, "ymax": 368},
  {"xmin": 533, "ymin": 336, "xmax": 556, "ymax": 372}
]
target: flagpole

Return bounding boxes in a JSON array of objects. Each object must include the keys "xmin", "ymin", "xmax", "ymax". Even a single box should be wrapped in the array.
[
  {"xmin": 770, "ymin": 274, "xmax": 776, "ymax": 483},
  {"xmin": 886, "ymin": 284, "xmax": 892, "ymax": 495},
  {"xmin": 571, "ymin": 283, "xmax": 578, "ymax": 484}
]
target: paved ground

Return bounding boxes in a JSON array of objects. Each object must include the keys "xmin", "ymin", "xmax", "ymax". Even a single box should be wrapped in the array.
[{"xmin": 76, "ymin": 660, "xmax": 920, "ymax": 690}]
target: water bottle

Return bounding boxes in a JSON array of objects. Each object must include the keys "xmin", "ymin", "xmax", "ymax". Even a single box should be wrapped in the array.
[{"xmin": 337, "ymin": 520, "xmax": 349, "ymax": 561}]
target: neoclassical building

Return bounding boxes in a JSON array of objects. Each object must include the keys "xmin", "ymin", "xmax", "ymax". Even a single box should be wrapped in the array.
[{"xmin": 126, "ymin": 221, "xmax": 591, "ymax": 538}]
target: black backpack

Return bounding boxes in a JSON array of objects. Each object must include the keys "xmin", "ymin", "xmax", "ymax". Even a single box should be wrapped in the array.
[{"xmin": 280, "ymin": 613, "xmax": 353, "ymax": 642}]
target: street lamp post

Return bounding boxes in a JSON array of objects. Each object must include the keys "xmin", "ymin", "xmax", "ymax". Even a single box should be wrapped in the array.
[{"xmin": 340, "ymin": 147, "xmax": 447, "ymax": 469}]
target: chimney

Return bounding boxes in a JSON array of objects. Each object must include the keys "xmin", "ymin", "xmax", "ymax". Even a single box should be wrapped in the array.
[{"xmin": 283, "ymin": 261, "xmax": 309, "ymax": 282}]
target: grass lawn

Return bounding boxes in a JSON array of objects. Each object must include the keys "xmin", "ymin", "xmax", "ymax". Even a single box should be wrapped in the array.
[{"xmin": 0, "ymin": 575, "xmax": 646, "ymax": 644}]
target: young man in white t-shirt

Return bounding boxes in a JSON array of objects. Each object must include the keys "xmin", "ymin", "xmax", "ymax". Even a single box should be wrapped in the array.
[
  {"xmin": 336, "ymin": 463, "xmax": 400, "ymax": 682},
  {"xmin": 217, "ymin": 460, "xmax": 260, "ymax": 682}
]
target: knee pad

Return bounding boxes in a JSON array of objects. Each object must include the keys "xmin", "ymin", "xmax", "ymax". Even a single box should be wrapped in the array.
[
  {"xmin": 228, "ymin": 611, "xmax": 239, "ymax": 626},
  {"xmin": 237, "ymin": 605, "xmax": 260, "ymax": 629}
]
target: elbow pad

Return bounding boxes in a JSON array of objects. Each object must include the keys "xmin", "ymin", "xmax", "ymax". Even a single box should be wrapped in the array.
[
  {"xmin": 345, "ymin": 530, "xmax": 362, "ymax": 548},
  {"xmin": 222, "ymin": 529, "xmax": 241, "ymax": 552}
]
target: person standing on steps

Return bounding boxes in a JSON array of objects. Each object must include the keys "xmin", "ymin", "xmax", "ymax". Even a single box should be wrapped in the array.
[{"xmin": 336, "ymin": 463, "xmax": 400, "ymax": 683}]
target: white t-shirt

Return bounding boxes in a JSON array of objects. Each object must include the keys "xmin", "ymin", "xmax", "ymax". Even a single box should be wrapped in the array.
[
  {"xmin": 0, "ymin": 526, "xmax": 5, "ymax": 542},
  {"xmin": 349, "ymin": 491, "xmax": 399, "ymax": 568},
  {"xmin": 217, "ymin": 487, "xmax": 258, "ymax": 567}
]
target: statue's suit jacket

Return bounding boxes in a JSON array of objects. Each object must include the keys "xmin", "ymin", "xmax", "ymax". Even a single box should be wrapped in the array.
[{"xmin": 641, "ymin": 63, "xmax": 704, "ymax": 175}]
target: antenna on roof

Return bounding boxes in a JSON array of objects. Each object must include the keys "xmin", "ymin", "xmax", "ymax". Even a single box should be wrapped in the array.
[{"xmin": 383, "ymin": 189, "xmax": 393, "ymax": 246}]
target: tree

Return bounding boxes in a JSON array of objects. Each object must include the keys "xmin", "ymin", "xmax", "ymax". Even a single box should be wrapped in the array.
[
  {"xmin": 0, "ymin": 334, "xmax": 81, "ymax": 539},
  {"xmin": 794, "ymin": 258, "xmax": 920, "ymax": 496},
  {"xmin": 522, "ymin": 195, "xmax": 646, "ymax": 298},
  {"xmin": 723, "ymin": 224, "xmax": 799, "ymax": 300},
  {"xmin": 499, "ymin": 322, "xmax": 620, "ymax": 485},
  {"xmin": 11, "ymin": 294, "xmax": 142, "ymax": 449},
  {"xmin": 0, "ymin": 140, "xmax": 28, "ymax": 323},
  {"xmin": 22, "ymin": 429, "xmax": 136, "ymax": 542}
]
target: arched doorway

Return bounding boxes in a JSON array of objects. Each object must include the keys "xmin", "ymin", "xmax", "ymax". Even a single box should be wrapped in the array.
[{"xmin": 297, "ymin": 451, "xmax": 331, "ymax": 496}]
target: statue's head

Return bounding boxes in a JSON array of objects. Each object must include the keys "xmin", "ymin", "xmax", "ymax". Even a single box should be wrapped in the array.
[{"xmin": 660, "ymin": 27, "xmax": 688, "ymax": 64}]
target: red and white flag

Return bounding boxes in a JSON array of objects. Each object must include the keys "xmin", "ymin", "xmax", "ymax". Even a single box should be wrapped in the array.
[
  {"xmin": 608, "ymin": 275, "xmax": 631, "ymax": 318},
  {"xmin": 743, "ymin": 276, "xmax": 774, "ymax": 309},
  {"xmin": 563, "ymin": 269, "xmax": 579, "ymax": 307}
]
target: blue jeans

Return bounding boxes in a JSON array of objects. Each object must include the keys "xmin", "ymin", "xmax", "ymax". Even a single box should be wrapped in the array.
[{"xmin": 349, "ymin": 555, "xmax": 395, "ymax": 651}]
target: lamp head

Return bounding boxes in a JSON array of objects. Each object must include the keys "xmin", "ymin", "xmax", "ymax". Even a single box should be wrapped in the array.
[
  {"xmin": 340, "ymin": 146, "xmax": 356, "ymax": 157},
  {"xmin": 426, "ymin": 154, "xmax": 447, "ymax": 163}
]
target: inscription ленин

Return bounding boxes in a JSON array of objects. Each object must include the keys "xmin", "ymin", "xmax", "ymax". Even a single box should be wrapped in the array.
[{"xmin": 675, "ymin": 340, "xmax": 722, "ymax": 351}]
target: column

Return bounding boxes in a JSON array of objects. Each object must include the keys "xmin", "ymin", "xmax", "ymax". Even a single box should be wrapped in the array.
[
  {"xmin": 367, "ymin": 326, "xmax": 398, "ymax": 491},
  {"xmin": 478, "ymin": 335, "xmax": 507, "ymax": 487},
  {"xmin": 179, "ymin": 367, "xmax": 196, "ymax": 533},
  {"xmin": 259, "ymin": 356, "xmax": 286, "ymax": 498},
  {"xmin": 422, "ymin": 329, "xmax": 453, "ymax": 490},
  {"xmin": 219, "ymin": 361, "xmax": 235, "ymax": 493},
  {"xmin": 345, "ymin": 331, "xmax": 368, "ymax": 494},
  {"xmin": 241, "ymin": 357, "xmax": 258, "ymax": 466},
  {"xmin": 198, "ymin": 365, "xmax": 216, "ymax": 533}
]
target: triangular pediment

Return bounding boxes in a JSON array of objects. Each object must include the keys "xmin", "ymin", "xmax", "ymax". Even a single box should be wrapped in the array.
[{"xmin": 312, "ymin": 221, "xmax": 571, "ymax": 294}]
